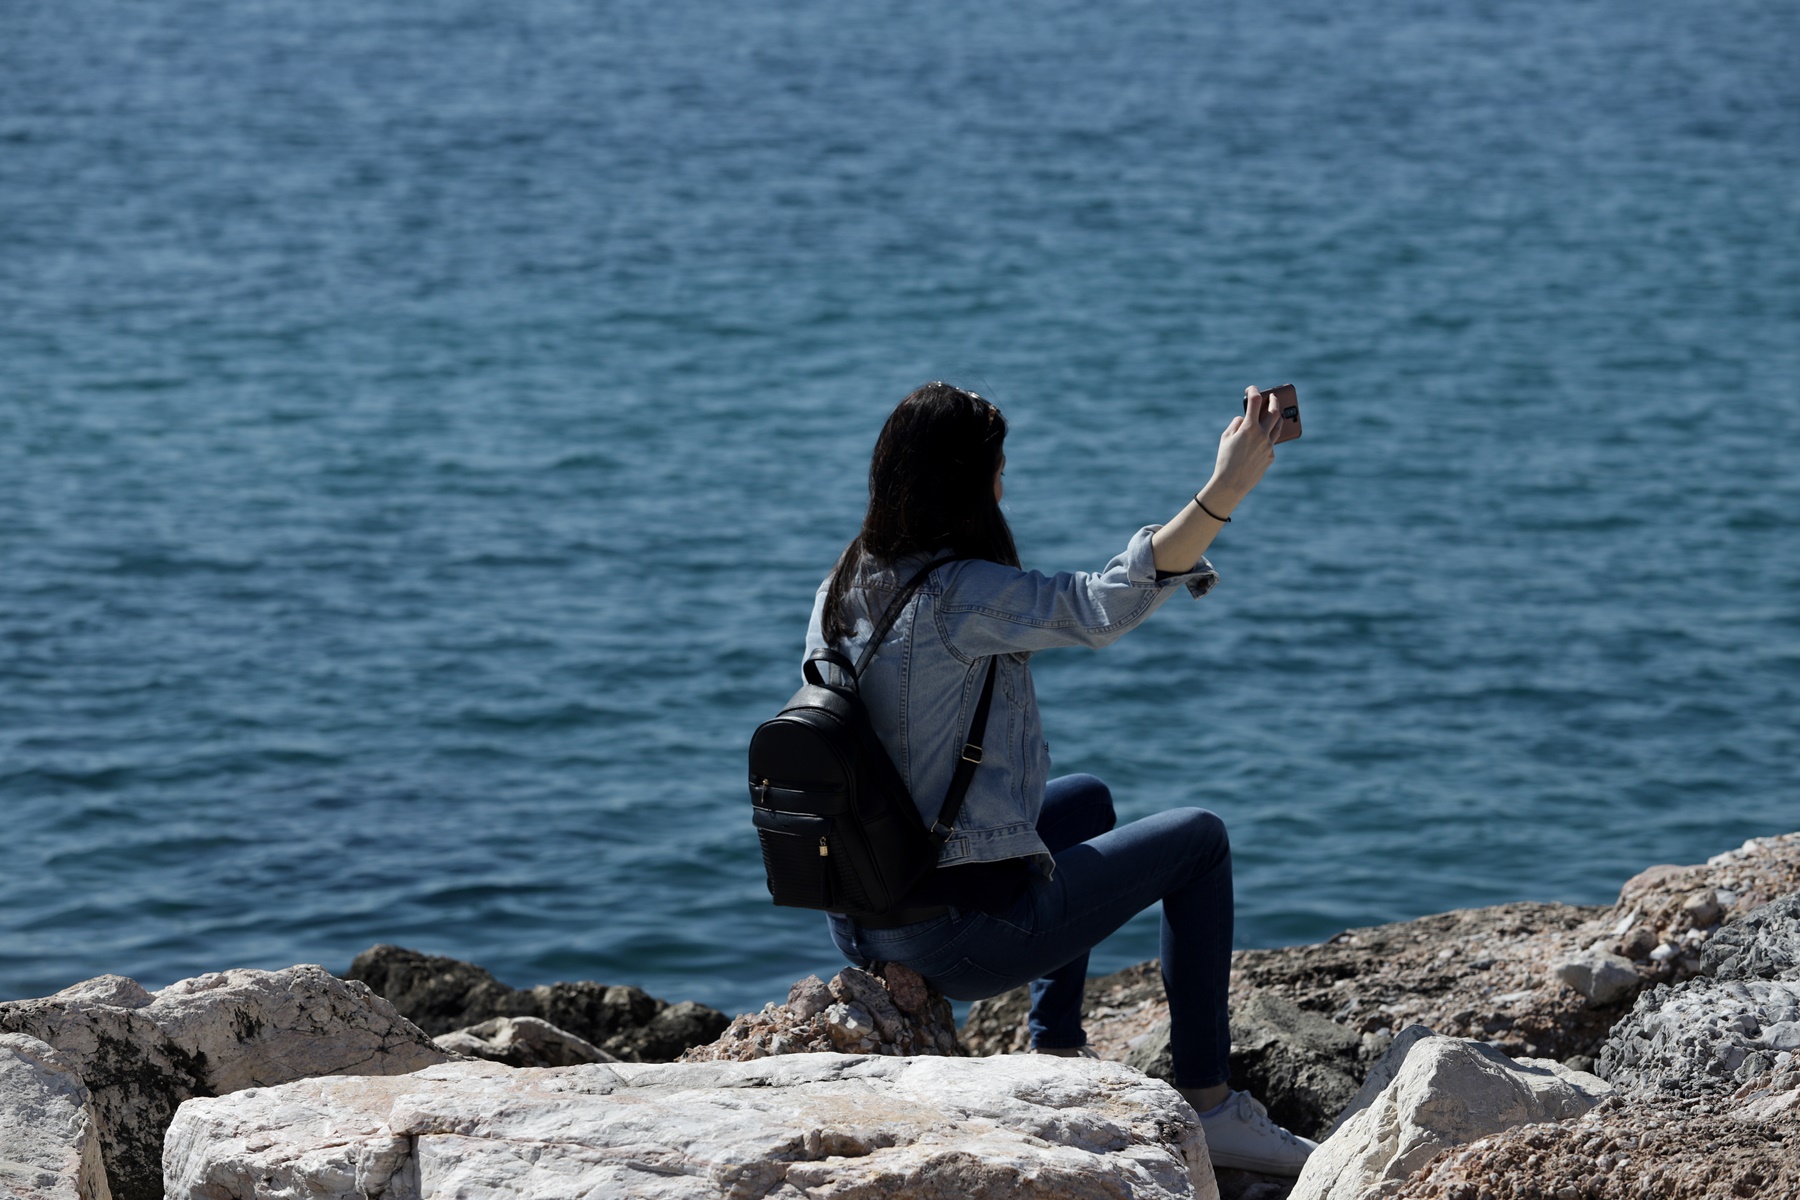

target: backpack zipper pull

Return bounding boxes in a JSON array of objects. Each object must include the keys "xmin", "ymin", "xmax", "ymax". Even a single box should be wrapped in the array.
[{"xmin": 818, "ymin": 837, "xmax": 830, "ymax": 857}]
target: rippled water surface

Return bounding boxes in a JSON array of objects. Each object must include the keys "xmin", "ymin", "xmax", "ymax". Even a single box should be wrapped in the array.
[{"xmin": 2, "ymin": 0, "xmax": 1796, "ymax": 1013}]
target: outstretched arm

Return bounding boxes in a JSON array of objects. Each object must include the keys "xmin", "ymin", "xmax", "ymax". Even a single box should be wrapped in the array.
[{"xmin": 1151, "ymin": 386, "xmax": 1283, "ymax": 573}]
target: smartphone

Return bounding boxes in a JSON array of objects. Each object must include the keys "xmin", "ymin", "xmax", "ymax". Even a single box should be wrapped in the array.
[{"xmin": 1244, "ymin": 383, "xmax": 1302, "ymax": 443}]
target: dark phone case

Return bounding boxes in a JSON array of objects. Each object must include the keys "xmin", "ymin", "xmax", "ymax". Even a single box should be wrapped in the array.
[{"xmin": 1245, "ymin": 384, "xmax": 1302, "ymax": 443}]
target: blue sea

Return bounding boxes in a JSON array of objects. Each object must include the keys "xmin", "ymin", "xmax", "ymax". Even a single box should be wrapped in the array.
[{"xmin": 2, "ymin": 0, "xmax": 1795, "ymax": 1016}]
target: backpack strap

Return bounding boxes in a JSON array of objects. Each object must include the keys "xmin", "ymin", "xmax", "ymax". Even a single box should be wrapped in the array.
[
  {"xmin": 851, "ymin": 555, "xmax": 960, "ymax": 676},
  {"xmin": 930, "ymin": 656, "xmax": 997, "ymax": 844},
  {"xmin": 801, "ymin": 647, "xmax": 857, "ymax": 688},
  {"xmin": 804, "ymin": 556, "xmax": 957, "ymax": 689},
  {"xmin": 824, "ymin": 552, "xmax": 996, "ymax": 845}
]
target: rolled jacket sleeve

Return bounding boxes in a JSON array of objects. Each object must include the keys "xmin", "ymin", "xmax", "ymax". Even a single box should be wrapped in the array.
[{"xmin": 1123, "ymin": 523, "xmax": 1220, "ymax": 598}]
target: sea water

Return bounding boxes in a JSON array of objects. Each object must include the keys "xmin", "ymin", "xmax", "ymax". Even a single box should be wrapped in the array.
[{"xmin": 1, "ymin": 0, "xmax": 1795, "ymax": 1014}]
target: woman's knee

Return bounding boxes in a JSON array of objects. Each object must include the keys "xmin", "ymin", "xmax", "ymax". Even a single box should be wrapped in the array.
[
  {"xmin": 1038, "ymin": 774, "xmax": 1117, "ymax": 852},
  {"xmin": 1167, "ymin": 806, "xmax": 1230, "ymax": 860},
  {"xmin": 1060, "ymin": 773, "xmax": 1116, "ymax": 830}
]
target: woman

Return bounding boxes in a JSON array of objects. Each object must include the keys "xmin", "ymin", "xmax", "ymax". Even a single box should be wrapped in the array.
[{"xmin": 804, "ymin": 381, "xmax": 1316, "ymax": 1176}]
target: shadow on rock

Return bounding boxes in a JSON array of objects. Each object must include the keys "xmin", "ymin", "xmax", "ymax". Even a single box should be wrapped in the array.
[{"xmin": 342, "ymin": 944, "xmax": 727, "ymax": 1062}]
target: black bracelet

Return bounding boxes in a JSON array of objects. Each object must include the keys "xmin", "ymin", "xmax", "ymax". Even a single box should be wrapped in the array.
[{"xmin": 1195, "ymin": 494, "xmax": 1231, "ymax": 523}]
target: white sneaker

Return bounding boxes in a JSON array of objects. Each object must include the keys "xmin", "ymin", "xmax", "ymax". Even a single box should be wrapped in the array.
[{"xmin": 1193, "ymin": 1090, "xmax": 1318, "ymax": 1176}]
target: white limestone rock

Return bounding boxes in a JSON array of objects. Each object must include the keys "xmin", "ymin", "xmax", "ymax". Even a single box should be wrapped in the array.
[
  {"xmin": 42, "ymin": 977, "xmax": 155, "ymax": 1012},
  {"xmin": 163, "ymin": 1072, "xmax": 426, "ymax": 1200},
  {"xmin": 0, "ymin": 1034, "xmax": 111, "ymax": 1200},
  {"xmin": 145, "ymin": 966, "xmax": 452, "ymax": 1092},
  {"xmin": 0, "ymin": 965, "xmax": 450, "ymax": 1200},
  {"xmin": 1291, "ymin": 1032, "xmax": 1612, "ymax": 1200},
  {"xmin": 166, "ymin": 1052, "xmax": 1218, "ymax": 1200}
]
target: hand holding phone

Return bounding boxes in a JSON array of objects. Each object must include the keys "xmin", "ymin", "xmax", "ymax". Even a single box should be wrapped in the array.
[{"xmin": 1244, "ymin": 383, "xmax": 1302, "ymax": 443}]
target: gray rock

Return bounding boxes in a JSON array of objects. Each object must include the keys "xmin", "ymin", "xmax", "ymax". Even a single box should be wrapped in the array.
[
  {"xmin": 433, "ymin": 1015, "xmax": 618, "ymax": 1068},
  {"xmin": 1682, "ymin": 889, "xmax": 1724, "ymax": 928},
  {"xmin": 532, "ymin": 982, "xmax": 659, "ymax": 1052},
  {"xmin": 1123, "ymin": 1021, "xmax": 1174, "ymax": 1078},
  {"xmin": 1598, "ymin": 975, "xmax": 1800, "ymax": 1098},
  {"xmin": 343, "ymin": 944, "xmax": 728, "ymax": 1061},
  {"xmin": 1703, "ymin": 891, "xmax": 1800, "ymax": 982},
  {"xmin": 166, "ymin": 1054, "xmax": 1219, "ymax": 1200},
  {"xmin": 786, "ymin": 974, "xmax": 832, "ymax": 1019},
  {"xmin": 0, "ymin": 966, "xmax": 448, "ymax": 1200},
  {"xmin": 1619, "ymin": 924, "xmax": 1659, "ymax": 960},
  {"xmin": 1552, "ymin": 948, "xmax": 1642, "ymax": 1006},
  {"xmin": 610, "ymin": 999, "xmax": 734, "ymax": 1062},
  {"xmin": 340, "ymin": 945, "xmax": 528, "ymax": 1034},
  {"xmin": 1126, "ymin": 994, "xmax": 1364, "ymax": 1141},
  {"xmin": 0, "ymin": 1034, "xmax": 111, "ymax": 1200}
]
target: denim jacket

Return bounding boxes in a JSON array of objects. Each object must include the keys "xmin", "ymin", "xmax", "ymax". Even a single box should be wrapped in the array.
[{"xmin": 804, "ymin": 526, "xmax": 1218, "ymax": 872}]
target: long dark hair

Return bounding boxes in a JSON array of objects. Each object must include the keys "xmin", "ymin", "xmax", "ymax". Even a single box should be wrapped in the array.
[{"xmin": 822, "ymin": 382, "xmax": 1019, "ymax": 643}]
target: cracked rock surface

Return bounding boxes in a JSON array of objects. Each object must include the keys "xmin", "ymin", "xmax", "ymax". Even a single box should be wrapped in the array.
[
  {"xmin": 0, "ymin": 965, "xmax": 448, "ymax": 1200},
  {"xmin": 1598, "ymin": 976, "xmax": 1800, "ymax": 1098},
  {"xmin": 1703, "ymin": 891, "xmax": 1800, "ymax": 983},
  {"xmin": 165, "ymin": 1053, "xmax": 1218, "ymax": 1200},
  {"xmin": 0, "ymin": 1033, "xmax": 112, "ymax": 1200},
  {"xmin": 1600, "ymin": 886, "xmax": 1800, "ymax": 1103}
]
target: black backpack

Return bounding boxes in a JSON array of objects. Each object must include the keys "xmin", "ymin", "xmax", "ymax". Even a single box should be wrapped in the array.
[{"xmin": 748, "ymin": 557, "xmax": 997, "ymax": 919}]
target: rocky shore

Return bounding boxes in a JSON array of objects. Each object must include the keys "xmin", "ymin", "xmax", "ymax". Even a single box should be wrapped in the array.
[{"xmin": 3, "ymin": 832, "xmax": 1797, "ymax": 1199}]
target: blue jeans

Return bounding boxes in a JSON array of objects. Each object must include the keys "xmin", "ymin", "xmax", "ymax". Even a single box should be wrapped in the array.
[{"xmin": 828, "ymin": 774, "xmax": 1233, "ymax": 1088}]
